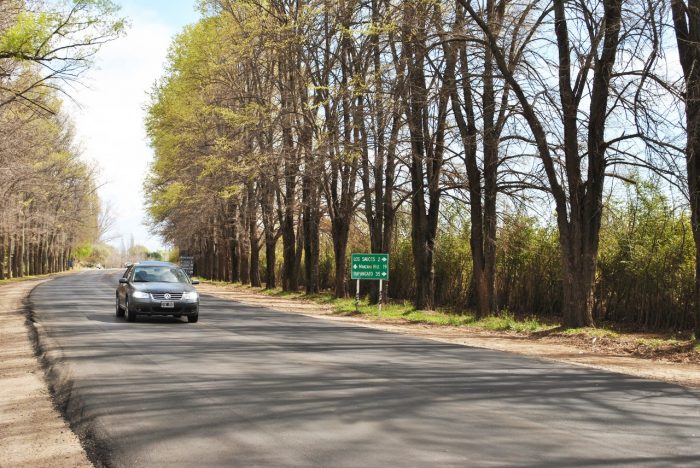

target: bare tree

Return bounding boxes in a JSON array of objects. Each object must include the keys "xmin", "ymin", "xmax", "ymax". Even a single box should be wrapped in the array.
[{"xmin": 671, "ymin": 0, "xmax": 700, "ymax": 336}]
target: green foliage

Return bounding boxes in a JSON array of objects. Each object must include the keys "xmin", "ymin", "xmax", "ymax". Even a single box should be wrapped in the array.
[
  {"xmin": 380, "ymin": 186, "xmax": 694, "ymax": 331},
  {"xmin": 0, "ymin": 0, "xmax": 125, "ymax": 116},
  {"xmin": 496, "ymin": 212, "xmax": 561, "ymax": 317},
  {"xmin": 636, "ymin": 337, "xmax": 683, "ymax": 349},
  {"xmin": 433, "ymin": 201, "xmax": 473, "ymax": 307},
  {"xmin": 167, "ymin": 248, "xmax": 180, "ymax": 264},
  {"xmin": 0, "ymin": 1, "xmax": 125, "ymax": 59},
  {"xmin": 146, "ymin": 1, "xmax": 698, "ymax": 333},
  {"xmin": 0, "ymin": 11, "xmax": 59, "ymax": 56},
  {"xmin": 473, "ymin": 313, "xmax": 549, "ymax": 333},
  {"xmin": 74, "ymin": 243, "xmax": 116, "ymax": 266},
  {"xmin": 597, "ymin": 183, "xmax": 694, "ymax": 329},
  {"xmin": 73, "ymin": 244, "xmax": 93, "ymax": 260},
  {"xmin": 147, "ymin": 251, "xmax": 163, "ymax": 261},
  {"xmin": 387, "ymin": 213, "xmax": 415, "ymax": 300}
]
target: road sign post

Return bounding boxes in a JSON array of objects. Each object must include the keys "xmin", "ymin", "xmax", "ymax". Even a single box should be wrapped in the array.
[
  {"xmin": 351, "ymin": 253, "xmax": 389, "ymax": 315},
  {"xmin": 180, "ymin": 256, "xmax": 194, "ymax": 276}
]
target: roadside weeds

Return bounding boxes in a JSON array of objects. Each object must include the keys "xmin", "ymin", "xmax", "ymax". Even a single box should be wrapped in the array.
[{"xmin": 198, "ymin": 282, "xmax": 700, "ymax": 389}]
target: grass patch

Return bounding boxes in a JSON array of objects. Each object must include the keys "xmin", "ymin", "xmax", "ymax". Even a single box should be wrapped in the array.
[
  {"xmin": 473, "ymin": 314, "xmax": 550, "ymax": 333},
  {"xmin": 331, "ymin": 300, "xmax": 552, "ymax": 331},
  {"xmin": 357, "ymin": 303, "xmax": 472, "ymax": 326},
  {"xmin": 201, "ymin": 279, "xmax": 555, "ymax": 333},
  {"xmin": 636, "ymin": 338, "xmax": 684, "ymax": 349},
  {"xmin": 560, "ymin": 327, "xmax": 619, "ymax": 338}
]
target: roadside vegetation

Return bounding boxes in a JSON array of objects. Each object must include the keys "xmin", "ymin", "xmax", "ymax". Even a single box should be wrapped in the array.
[
  {"xmin": 0, "ymin": 0, "xmax": 124, "ymax": 278},
  {"xmin": 146, "ymin": 0, "xmax": 700, "ymax": 336},
  {"xmin": 205, "ymin": 279, "xmax": 553, "ymax": 331},
  {"xmin": 203, "ymin": 279, "xmax": 698, "ymax": 362}
]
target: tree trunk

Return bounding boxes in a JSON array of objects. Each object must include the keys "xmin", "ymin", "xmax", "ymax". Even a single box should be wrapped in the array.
[
  {"xmin": 560, "ymin": 253, "xmax": 596, "ymax": 328},
  {"xmin": 9, "ymin": 235, "xmax": 15, "ymax": 278},
  {"xmin": 28, "ymin": 242, "xmax": 34, "ymax": 276},
  {"xmin": 281, "ymin": 214, "xmax": 296, "ymax": 291},
  {"xmin": 293, "ymin": 219, "xmax": 304, "ymax": 290},
  {"xmin": 265, "ymin": 232, "xmax": 276, "ymax": 289},
  {"xmin": 260, "ymin": 174, "xmax": 277, "ymax": 289},
  {"xmin": 247, "ymin": 182, "xmax": 261, "ymax": 287},
  {"xmin": 34, "ymin": 241, "xmax": 39, "ymax": 275},
  {"xmin": 412, "ymin": 232, "xmax": 435, "ymax": 310},
  {"xmin": 0, "ymin": 234, "xmax": 5, "ymax": 281},
  {"xmin": 302, "ymin": 168, "xmax": 320, "ymax": 294},
  {"xmin": 237, "ymin": 189, "xmax": 250, "ymax": 284},
  {"xmin": 228, "ymin": 214, "xmax": 240, "ymax": 283},
  {"xmin": 302, "ymin": 178, "xmax": 320, "ymax": 295},
  {"xmin": 19, "ymin": 233, "xmax": 26, "ymax": 277},
  {"xmin": 208, "ymin": 240, "xmax": 215, "ymax": 280},
  {"xmin": 671, "ymin": 0, "xmax": 700, "ymax": 338},
  {"xmin": 461, "ymin": 0, "xmax": 621, "ymax": 327},
  {"xmin": 303, "ymin": 210, "xmax": 320, "ymax": 294},
  {"xmin": 403, "ymin": 2, "xmax": 448, "ymax": 310},
  {"xmin": 332, "ymin": 220, "xmax": 350, "ymax": 298},
  {"xmin": 250, "ymin": 240, "xmax": 261, "ymax": 287},
  {"xmin": 279, "ymin": 53, "xmax": 299, "ymax": 293}
]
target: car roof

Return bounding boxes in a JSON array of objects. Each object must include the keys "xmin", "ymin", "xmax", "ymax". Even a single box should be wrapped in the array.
[{"xmin": 133, "ymin": 261, "xmax": 179, "ymax": 267}]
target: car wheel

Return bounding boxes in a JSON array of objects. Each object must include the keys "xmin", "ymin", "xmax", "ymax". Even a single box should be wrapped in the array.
[
  {"xmin": 116, "ymin": 295, "xmax": 124, "ymax": 317},
  {"xmin": 187, "ymin": 314, "xmax": 198, "ymax": 323},
  {"xmin": 126, "ymin": 298, "xmax": 137, "ymax": 322}
]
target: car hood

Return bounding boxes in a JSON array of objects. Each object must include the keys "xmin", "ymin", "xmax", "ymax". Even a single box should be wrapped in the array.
[{"xmin": 132, "ymin": 282, "xmax": 196, "ymax": 293}]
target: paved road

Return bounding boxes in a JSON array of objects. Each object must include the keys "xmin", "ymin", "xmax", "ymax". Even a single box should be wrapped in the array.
[{"xmin": 31, "ymin": 270, "xmax": 700, "ymax": 467}]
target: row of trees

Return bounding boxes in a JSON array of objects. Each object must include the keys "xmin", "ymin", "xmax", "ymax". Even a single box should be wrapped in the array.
[
  {"xmin": 0, "ymin": 0, "xmax": 124, "ymax": 278},
  {"xmin": 146, "ymin": 0, "xmax": 700, "ymax": 331}
]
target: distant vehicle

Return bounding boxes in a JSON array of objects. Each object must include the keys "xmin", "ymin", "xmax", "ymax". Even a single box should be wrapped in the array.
[
  {"xmin": 116, "ymin": 261, "xmax": 200, "ymax": 323},
  {"xmin": 95, "ymin": 264, "xmax": 103, "ymax": 269}
]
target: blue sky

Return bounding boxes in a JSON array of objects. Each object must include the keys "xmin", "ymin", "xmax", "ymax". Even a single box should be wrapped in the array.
[
  {"xmin": 68, "ymin": 1, "xmax": 200, "ymax": 252},
  {"xmin": 120, "ymin": 0, "xmax": 200, "ymax": 27}
]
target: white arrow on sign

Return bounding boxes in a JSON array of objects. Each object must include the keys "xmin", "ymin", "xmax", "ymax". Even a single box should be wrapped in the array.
[
  {"xmin": 382, "ymin": 257, "xmax": 387, "ymax": 262},
  {"xmin": 382, "ymin": 272, "xmax": 387, "ymax": 277}
]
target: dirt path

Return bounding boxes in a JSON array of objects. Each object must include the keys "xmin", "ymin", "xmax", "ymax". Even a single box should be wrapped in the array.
[
  {"xmin": 0, "ymin": 279, "xmax": 91, "ymax": 468},
  {"xmin": 199, "ymin": 284, "xmax": 700, "ymax": 389}
]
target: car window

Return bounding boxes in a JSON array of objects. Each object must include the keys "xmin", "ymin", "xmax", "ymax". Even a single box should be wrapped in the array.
[{"xmin": 132, "ymin": 266, "xmax": 190, "ymax": 284}]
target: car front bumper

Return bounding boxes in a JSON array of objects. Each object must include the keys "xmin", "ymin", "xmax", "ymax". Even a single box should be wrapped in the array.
[{"xmin": 130, "ymin": 298, "xmax": 199, "ymax": 316}]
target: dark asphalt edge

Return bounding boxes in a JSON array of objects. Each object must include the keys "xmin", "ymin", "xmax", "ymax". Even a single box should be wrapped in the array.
[{"xmin": 24, "ymin": 279, "xmax": 114, "ymax": 468}]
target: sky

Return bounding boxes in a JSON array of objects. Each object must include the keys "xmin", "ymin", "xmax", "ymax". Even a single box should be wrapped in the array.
[{"xmin": 66, "ymin": 1, "xmax": 200, "ymax": 252}]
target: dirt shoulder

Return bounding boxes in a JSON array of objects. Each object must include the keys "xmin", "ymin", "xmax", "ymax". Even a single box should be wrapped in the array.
[
  {"xmin": 0, "ymin": 278, "xmax": 91, "ymax": 468},
  {"xmin": 198, "ymin": 283, "xmax": 700, "ymax": 389}
]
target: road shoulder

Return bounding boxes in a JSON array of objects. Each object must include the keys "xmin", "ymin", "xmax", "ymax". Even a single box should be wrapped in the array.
[
  {"xmin": 198, "ymin": 283, "xmax": 700, "ymax": 389},
  {"xmin": 0, "ymin": 278, "xmax": 91, "ymax": 468}
]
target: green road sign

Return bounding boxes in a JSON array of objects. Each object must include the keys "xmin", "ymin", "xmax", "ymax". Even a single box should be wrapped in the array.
[{"xmin": 351, "ymin": 253, "xmax": 389, "ymax": 280}]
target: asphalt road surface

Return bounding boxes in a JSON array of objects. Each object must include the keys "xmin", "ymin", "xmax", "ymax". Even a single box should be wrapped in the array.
[{"xmin": 30, "ymin": 270, "xmax": 700, "ymax": 467}]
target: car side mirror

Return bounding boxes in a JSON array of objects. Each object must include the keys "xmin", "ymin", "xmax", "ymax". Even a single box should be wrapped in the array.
[
  {"xmin": 191, "ymin": 279, "xmax": 200, "ymax": 285},
  {"xmin": 119, "ymin": 278, "xmax": 128, "ymax": 284}
]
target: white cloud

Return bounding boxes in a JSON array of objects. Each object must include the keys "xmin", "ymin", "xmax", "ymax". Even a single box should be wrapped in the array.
[{"xmin": 66, "ymin": 8, "xmax": 177, "ymax": 252}]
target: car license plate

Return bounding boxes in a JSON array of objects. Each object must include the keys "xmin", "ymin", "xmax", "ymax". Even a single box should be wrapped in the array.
[{"xmin": 161, "ymin": 301, "xmax": 175, "ymax": 308}]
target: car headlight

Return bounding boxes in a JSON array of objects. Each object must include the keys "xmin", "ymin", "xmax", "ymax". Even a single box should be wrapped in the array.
[
  {"xmin": 132, "ymin": 291, "xmax": 150, "ymax": 299},
  {"xmin": 182, "ymin": 291, "xmax": 199, "ymax": 301}
]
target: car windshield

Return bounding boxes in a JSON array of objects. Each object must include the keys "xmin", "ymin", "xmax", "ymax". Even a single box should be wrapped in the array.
[{"xmin": 132, "ymin": 266, "xmax": 190, "ymax": 284}]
